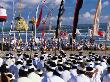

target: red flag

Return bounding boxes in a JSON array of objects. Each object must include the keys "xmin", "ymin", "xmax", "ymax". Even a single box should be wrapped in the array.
[
  {"xmin": 41, "ymin": 11, "xmax": 52, "ymax": 39},
  {"xmin": 98, "ymin": 31, "xmax": 104, "ymax": 37},
  {"xmin": 42, "ymin": 22, "xmax": 46, "ymax": 39},
  {"xmin": 36, "ymin": 0, "xmax": 47, "ymax": 28},
  {"xmin": 36, "ymin": 7, "xmax": 43, "ymax": 27}
]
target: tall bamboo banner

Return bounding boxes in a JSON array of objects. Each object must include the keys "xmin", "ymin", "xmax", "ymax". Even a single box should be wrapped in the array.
[{"xmin": 72, "ymin": 0, "xmax": 83, "ymax": 40}]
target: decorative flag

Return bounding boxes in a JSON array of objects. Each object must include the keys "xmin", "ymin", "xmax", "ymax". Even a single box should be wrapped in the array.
[
  {"xmin": 36, "ymin": 7, "xmax": 43, "ymax": 27},
  {"xmin": 42, "ymin": 11, "xmax": 52, "ymax": 39},
  {"xmin": 55, "ymin": 0, "xmax": 65, "ymax": 38},
  {"xmin": 93, "ymin": 0, "xmax": 102, "ymax": 36},
  {"xmin": 0, "ymin": 6, "xmax": 7, "ymax": 22},
  {"xmin": 98, "ymin": 31, "xmax": 105, "ymax": 37},
  {"xmin": 72, "ymin": 0, "xmax": 83, "ymax": 39},
  {"xmin": 36, "ymin": 0, "xmax": 47, "ymax": 28}
]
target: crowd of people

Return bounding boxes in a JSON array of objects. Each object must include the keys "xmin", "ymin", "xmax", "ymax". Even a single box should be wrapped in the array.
[
  {"xmin": 0, "ymin": 37, "xmax": 106, "ymax": 51},
  {"xmin": 0, "ymin": 50, "xmax": 110, "ymax": 82}
]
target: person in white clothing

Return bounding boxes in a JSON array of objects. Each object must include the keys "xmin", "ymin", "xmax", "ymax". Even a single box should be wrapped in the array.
[
  {"xmin": 18, "ymin": 66, "xmax": 32, "ymax": 82},
  {"xmin": 103, "ymin": 65, "xmax": 110, "ymax": 82},
  {"xmin": 28, "ymin": 66, "xmax": 41, "ymax": 82},
  {"xmin": 61, "ymin": 62, "xmax": 71, "ymax": 82},
  {"xmin": 76, "ymin": 63, "xmax": 90, "ymax": 82}
]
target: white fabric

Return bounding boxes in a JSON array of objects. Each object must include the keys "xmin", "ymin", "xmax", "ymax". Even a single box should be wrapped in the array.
[
  {"xmin": 28, "ymin": 72, "xmax": 41, "ymax": 82},
  {"xmin": 70, "ymin": 69, "xmax": 77, "ymax": 77},
  {"xmin": 103, "ymin": 74, "xmax": 110, "ymax": 82},
  {"xmin": 95, "ymin": 65, "xmax": 103, "ymax": 79},
  {"xmin": 68, "ymin": 77, "xmax": 76, "ymax": 82},
  {"xmin": 41, "ymin": 72, "xmax": 53, "ymax": 82},
  {"xmin": 50, "ymin": 76, "xmax": 65, "ymax": 82},
  {"xmin": 0, "ymin": 57, "xmax": 3, "ymax": 67},
  {"xmin": 89, "ymin": 74, "xmax": 97, "ymax": 82},
  {"xmin": 76, "ymin": 74, "xmax": 90, "ymax": 82},
  {"xmin": 101, "ymin": 62, "xmax": 107, "ymax": 70},
  {"xmin": 0, "ymin": 8, "xmax": 7, "ymax": 16},
  {"xmin": 18, "ymin": 77, "xmax": 32, "ymax": 82},
  {"xmin": 61, "ymin": 70, "xmax": 71, "ymax": 82},
  {"xmin": 5, "ymin": 58, "xmax": 15, "ymax": 68},
  {"xmin": 68, "ymin": 69, "xmax": 77, "ymax": 82}
]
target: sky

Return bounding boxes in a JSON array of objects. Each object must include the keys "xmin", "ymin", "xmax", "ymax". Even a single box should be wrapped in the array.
[{"xmin": 0, "ymin": 0, "xmax": 110, "ymax": 27}]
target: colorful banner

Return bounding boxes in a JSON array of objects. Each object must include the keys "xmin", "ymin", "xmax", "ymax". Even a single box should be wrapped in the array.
[
  {"xmin": 93, "ymin": 0, "xmax": 102, "ymax": 36},
  {"xmin": 36, "ymin": 7, "xmax": 43, "ymax": 27},
  {"xmin": 72, "ymin": 0, "xmax": 83, "ymax": 39},
  {"xmin": 55, "ymin": 0, "xmax": 65, "ymax": 38}
]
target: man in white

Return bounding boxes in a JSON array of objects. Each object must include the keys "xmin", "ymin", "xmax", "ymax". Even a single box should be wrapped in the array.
[
  {"xmin": 18, "ymin": 66, "xmax": 32, "ymax": 82},
  {"xmin": 76, "ymin": 63, "xmax": 90, "ymax": 82},
  {"xmin": 61, "ymin": 63, "xmax": 71, "ymax": 82},
  {"xmin": 68, "ymin": 64, "xmax": 77, "ymax": 82},
  {"xmin": 103, "ymin": 65, "xmax": 110, "ymax": 82},
  {"xmin": 28, "ymin": 66, "xmax": 41, "ymax": 82}
]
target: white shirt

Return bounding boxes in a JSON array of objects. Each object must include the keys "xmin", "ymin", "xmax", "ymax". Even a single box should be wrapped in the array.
[
  {"xmin": 0, "ymin": 57, "xmax": 3, "ymax": 67},
  {"xmin": 76, "ymin": 74, "xmax": 90, "ymax": 82},
  {"xmin": 95, "ymin": 65, "xmax": 103, "ymax": 79},
  {"xmin": 103, "ymin": 74, "xmax": 110, "ymax": 82},
  {"xmin": 89, "ymin": 74, "xmax": 97, "ymax": 82},
  {"xmin": 28, "ymin": 72, "xmax": 41, "ymax": 82},
  {"xmin": 50, "ymin": 76, "xmax": 65, "ymax": 82},
  {"xmin": 41, "ymin": 72, "xmax": 53, "ymax": 82},
  {"xmin": 18, "ymin": 77, "xmax": 32, "ymax": 82},
  {"xmin": 70, "ymin": 69, "xmax": 77, "ymax": 77},
  {"xmin": 68, "ymin": 75, "xmax": 77, "ymax": 82},
  {"xmin": 61, "ymin": 70, "xmax": 71, "ymax": 82}
]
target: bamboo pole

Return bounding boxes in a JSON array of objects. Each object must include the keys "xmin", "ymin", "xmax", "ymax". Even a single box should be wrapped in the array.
[
  {"xmin": 2, "ymin": 22, "xmax": 5, "ymax": 51},
  {"xmin": 105, "ymin": 26, "xmax": 107, "ymax": 55}
]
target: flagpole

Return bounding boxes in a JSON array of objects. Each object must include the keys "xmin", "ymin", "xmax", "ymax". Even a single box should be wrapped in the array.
[
  {"xmin": 105, "ymin": 23, "xmax": 109, "ymax": 55},
  {"xmin": 2, "ymin": 22, "xmax": 5, "ymax": 51},
  {"xmin": 26, "ymin": 13, "xmax": 29, "ymax": 44},
  {"xmin": 14, "ymin": 32, "xmax": 16, "ymax": 51},
  {"xmin": 105, "ymin": 30, "xmax": 107, "ymax": 55},
  {"xmin": 12, "ymin": 0, "xmax": 15, "ymax": 31}
]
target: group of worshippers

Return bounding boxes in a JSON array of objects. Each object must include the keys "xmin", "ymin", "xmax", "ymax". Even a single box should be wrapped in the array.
[{"xmin": 0, "ymin": 51, "xmax": 110, "ymax": 82}]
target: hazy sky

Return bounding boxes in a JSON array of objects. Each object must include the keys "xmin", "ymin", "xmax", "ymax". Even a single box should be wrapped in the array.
[{"xmin": 0, "ymin": 0, "xmax": 110, "ymax": 27}]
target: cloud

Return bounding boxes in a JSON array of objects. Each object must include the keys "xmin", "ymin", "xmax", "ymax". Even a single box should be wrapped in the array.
[
  {"xmin": 15, "ymin": 3, "xmax": 27, "ymax": 9},
  {"xmin": 90, "ymin": 9, "xmax": 95, "ymax": 13},
  {"xmin": 103, "ymin": 1, "xmax": 109, "ymax": 7},
  {"xmin": 0, "ymin": 2, "xmax": 12, "ymax": 9},
  {"xmin": 1, "ymin": 0, "xmax": 65, "ymax": 10},
  {"xmin": 79, "ymin": 11, "xmax": 109, "ymax": 24},
  {"xmin": 100, "ymin": 15, "xmax": 109, "ymax": 23},
  {"xmin": 55, "ymin": 0, "xmax": 64, "ymax": 5},
  {"xmin": 78, "ymin": 12, "xmax": 94, "ymax": 24},
  {"xmin": 83, "ymin": 12, "xmax": 91, "ymax": 18},
  {"xmin": 82, "ymin": 12, "xmax": 93, "ymax": 19}
]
